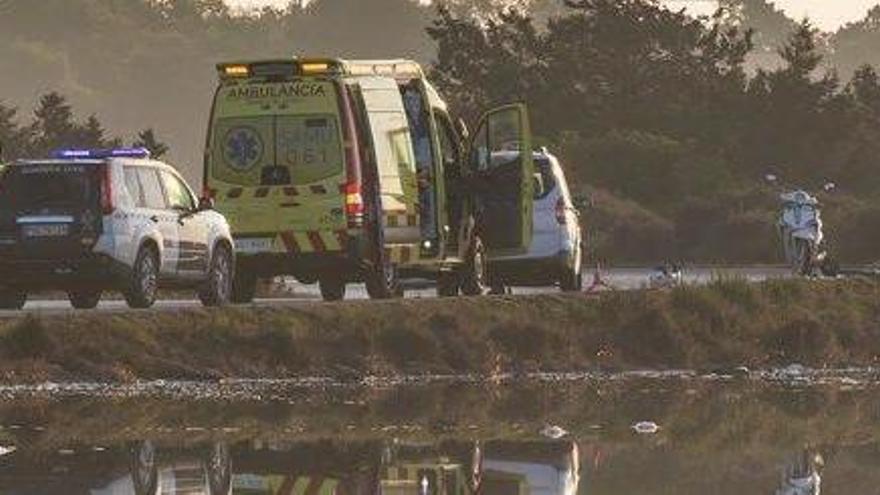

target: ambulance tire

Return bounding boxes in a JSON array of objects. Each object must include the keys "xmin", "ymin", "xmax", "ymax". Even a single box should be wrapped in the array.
[
  {"xmin": 460, "ymin": 236, "xmax": 488, "ymax": 296},
  {"xmin": 231, "ymin": 270, "xmax": 258, "ymax": 304},
  {"xmin": 436, "ymin": 271, "xmax": 460, "ymax": 297},
  {"xmin": 366, "ymin": 260, "xmax": 402, "ymax": 300},
  {"xmin": 319, "ymin": 276, "xmax": 346, "ymax": 302}
]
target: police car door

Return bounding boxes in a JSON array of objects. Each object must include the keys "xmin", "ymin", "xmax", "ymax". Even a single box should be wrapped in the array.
[{"xmin": 468, "ymin": 104, "xmax": 535, "ymax": 254}]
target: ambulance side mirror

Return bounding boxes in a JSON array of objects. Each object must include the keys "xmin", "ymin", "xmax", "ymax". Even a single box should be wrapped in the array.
[
  {"xmin": 198, "ymin": 196, "xmax": 215, "ymax": 211},
  {"xmin": 456, "ymin": 118, "xmax": 469, "ymax": 140}
]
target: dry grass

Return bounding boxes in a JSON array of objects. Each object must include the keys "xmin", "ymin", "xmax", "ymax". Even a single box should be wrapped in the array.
[{"xmin": 0, "ymin": 278, "xmax": 879, "ymax": 382}]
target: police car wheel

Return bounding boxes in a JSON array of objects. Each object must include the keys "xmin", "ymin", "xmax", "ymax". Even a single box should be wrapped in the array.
[
  {"xmin": 199, "ymin": 245, "xmax": 233, "ymax": 307},
  {"xmin": 68, "ymin": 290, "xmax": 102, "ymax": 310},
  {"xmin": 460, "ymin": 236, "xmax": 488, "ymax": 296},
  {"xmin": 124, "ymin": 247, "xmax": 159, "ymax": 309},
  {"xmin": 319, "ymin": 276, "xmax": 346, "ymax": 302},
  {"xmin": 231, "ymin": 271, "xmax": 258, "ymax": 304},
  {"xmin": 0, "ymin": 289, "xmax": 27, "ymax": 310},
  {"xmin": 560, "ymin": 246, "xmax": 583, "ymax": 292}
]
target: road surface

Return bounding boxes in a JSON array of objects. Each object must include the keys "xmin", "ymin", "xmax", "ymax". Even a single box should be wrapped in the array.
[{"xmin": 0, "ymin": 266, "xmax": 796, "ymax": 316}]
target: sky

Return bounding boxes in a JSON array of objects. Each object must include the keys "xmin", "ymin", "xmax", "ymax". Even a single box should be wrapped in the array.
[{"xmin": 226, "ymin": 0, "xmax": 880, "ymax": 31}]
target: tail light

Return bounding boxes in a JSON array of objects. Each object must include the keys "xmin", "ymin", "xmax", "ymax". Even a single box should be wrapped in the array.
[
  {"xmin": 100, "ymin": 164, "xmax": 115, "ymax": 215},
  {"xmin": 202, "ymin": 186, "xmax": 217, "ymax": 200},
  {"xmin": 555, "ymin": 197, "xmax": 567, "ymax": 225},
  {"xmin": 344, "ymin": 181, "xmax": 364, "ymax": 228}
]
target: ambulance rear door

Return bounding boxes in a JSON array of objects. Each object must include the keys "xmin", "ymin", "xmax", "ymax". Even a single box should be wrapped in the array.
[
  {"xmin": 467, "ymin": 104, "xmax": 535, "ymax": 255},
  {"xmin": 354, "ymin": 77, "xmax": 421, "ymax": 249}
]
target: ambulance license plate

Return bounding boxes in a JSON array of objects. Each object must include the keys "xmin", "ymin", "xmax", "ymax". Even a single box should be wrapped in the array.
[
  {"xmin": 23, "ymin": 224, "xmax": 69, "ymax": 238},
  {"xmin": 236, "ymin": 237, "xmax": 273, "ymax": 253}
]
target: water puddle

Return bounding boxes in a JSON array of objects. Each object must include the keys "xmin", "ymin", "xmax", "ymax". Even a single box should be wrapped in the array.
[{"xmin": 0, "ymin": 373, "xmax": 878, "ymax": 493}]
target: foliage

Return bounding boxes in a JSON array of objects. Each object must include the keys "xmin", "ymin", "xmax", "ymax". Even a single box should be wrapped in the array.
[
  {"xmin": 0, "ymin": 93, "xmax": 166, "ymax": 162},
  {"xmin": 428, "ymin": 1, "xmax": 880, "ymax": 263}
]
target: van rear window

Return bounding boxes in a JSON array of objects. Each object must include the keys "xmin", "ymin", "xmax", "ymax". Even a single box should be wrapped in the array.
[{"xmin": 0, "ymin": 164, "xmax": 99, "ymax": 210}]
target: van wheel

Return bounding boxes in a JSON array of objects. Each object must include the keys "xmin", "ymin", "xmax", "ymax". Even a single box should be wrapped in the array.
[
  {"xmin": 319, "ymin": 276, "xmax": 346, "ymax": 302},
  {"xmin": 437, "ymin": 271, "xmax": 459, "ymax": 297},
  {"xmin": 231, "ymin": 270, "xmax": 258, "ymax": 304},
  {"xmin": 0, "ymin": 289, "xmax": 27, "ymax": 310},
  {"xmin": 199, "ymin": 245, "xmax": 233, "ymax": 307},
  {"xmin": 124, "ymin": 247, "xmax": 159, "ymax": 309},
  {"xmin": 366, "ymin": 259, "xmax": 402, "ymax": 300},
  {"xmin": 560, "ymin": 246, "xmax": 583, "ymax": 292},
  {"xmin": 68, "ymin": 290, "xmax": 102, "ymax": 309},
  {"xmin": 460, "ymin": 236, "xmax": 488, "ymax": 296}
]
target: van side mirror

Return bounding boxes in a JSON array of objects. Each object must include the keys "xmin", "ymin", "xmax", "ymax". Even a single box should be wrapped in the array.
[
  {"xmin": 198, "ymin": 196, "xmax": 215, "ymax": 211},
  {"xmin": 573, "ymin": 195, "xmax": 590, "ymax": 210}
]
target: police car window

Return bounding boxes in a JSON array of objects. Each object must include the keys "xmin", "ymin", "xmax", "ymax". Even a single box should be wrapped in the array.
[
  {"xmin": 160, "ymin": 171, "xmax": 195, "ymax": 211},
  {"xmin": 124, "ymin": 167, "xmax": 145, "ymax": 208},
  {"xmin": 137, "ymin": 168, "xmax": 166, "ymax": 210}
]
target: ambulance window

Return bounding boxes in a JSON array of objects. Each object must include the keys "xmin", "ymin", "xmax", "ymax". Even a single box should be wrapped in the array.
[{"xmin": 137, "ymin": 168, "xmax": 167, "ymax": 210}]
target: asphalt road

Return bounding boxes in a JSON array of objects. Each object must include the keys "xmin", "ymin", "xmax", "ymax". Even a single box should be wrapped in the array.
[{"xmin": 0, "ymin": 266, "xmax": 797, "ymax": 316}]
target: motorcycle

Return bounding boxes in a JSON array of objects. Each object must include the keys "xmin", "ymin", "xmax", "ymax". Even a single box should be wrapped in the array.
[{"xmin": 766, "ymin": 175, "xmax": 837, "ymax": 276}]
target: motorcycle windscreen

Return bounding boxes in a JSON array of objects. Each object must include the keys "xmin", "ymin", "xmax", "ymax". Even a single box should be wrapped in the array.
[{"xmin": 468, "ymin": 104, "xmax": 534, "ymax": 252}]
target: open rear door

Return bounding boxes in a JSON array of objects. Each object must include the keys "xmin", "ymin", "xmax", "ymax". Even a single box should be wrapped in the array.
[{"xmin": 468, "ymin": 104, "xmax": 534, "ymax": 253}]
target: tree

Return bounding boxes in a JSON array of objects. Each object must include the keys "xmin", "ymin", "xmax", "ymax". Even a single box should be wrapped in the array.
[{"xmin": 132, "ymin": 128, "xmax": 170, "ymax": 159}]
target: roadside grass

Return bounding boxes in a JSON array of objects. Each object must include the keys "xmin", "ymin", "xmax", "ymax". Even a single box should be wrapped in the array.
[{"xmin": 0, "ymin": 278, "xmax": 879, "ymax": 382}]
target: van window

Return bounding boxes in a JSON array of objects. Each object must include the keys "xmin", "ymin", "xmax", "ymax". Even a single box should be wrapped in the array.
[
  {"xmin": 160, "ymin": 171, "xmax": 195, "ymax": 211},
  {"xmin": 137, "ymin": 168, "xmax": 166, "ymax": 210},
  {"xmin": 535, "ymin": 158, "xmax": 557, "ymax": 200}
]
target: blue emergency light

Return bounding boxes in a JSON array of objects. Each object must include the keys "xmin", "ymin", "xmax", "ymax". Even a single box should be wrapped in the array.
[{"xmin": 51, "ymin": 147, "xmax": 152, "ymax": 160}]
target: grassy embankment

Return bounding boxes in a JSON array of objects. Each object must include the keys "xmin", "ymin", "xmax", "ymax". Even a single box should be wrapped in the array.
[{"xmin": 0, "ymin": 278, "xmax": 879, "ymax": 382}]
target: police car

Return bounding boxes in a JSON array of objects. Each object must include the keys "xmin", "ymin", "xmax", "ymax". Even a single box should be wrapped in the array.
[{"xmin": 0, "ymin": 148, "xmax": 235, "ymax": 309}]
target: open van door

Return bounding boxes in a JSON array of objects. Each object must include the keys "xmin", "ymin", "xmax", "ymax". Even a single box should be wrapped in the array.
[{"xmin": 467, "ymin": 104, "xmax": 534, "ymax": 254}]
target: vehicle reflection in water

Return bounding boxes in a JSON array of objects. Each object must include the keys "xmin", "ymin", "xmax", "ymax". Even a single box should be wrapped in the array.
[
  {"xmin": 0, "ymin": 437, "xmax": 580, "ymax": 495},
  {"xmin": 775, "ymin": 448, "xmax": 823, "ymax": 495}
]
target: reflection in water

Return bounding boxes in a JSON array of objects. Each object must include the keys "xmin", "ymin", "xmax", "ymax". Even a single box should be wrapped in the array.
[
  {"xmin": 776, "ymin": 448, "xmax": 823, "ymax": 495},
  {"xmin": 0, "ymin": 378, "xmax": 877, "ymax": 494},
  {"xmin": 0, "ymin": 437, "xmax": 578, "ymax": 494}
]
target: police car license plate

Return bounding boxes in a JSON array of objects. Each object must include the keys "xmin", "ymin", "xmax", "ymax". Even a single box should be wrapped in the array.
[
  {"xmin": 236, "ymin": 237, "xmax": 273, "ymax": 253},
  {"xmin": 23, "ymin": 224, "xmax": 69, "ymax": 238}
]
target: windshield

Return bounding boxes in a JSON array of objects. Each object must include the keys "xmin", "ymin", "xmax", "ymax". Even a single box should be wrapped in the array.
[
  {"xmin": 209, "ymin": 79, "xmax": 344, "ymax": 186},
  {"xmin": 0, "ymin": 164, "xmax": 100, "ymax": 211}
]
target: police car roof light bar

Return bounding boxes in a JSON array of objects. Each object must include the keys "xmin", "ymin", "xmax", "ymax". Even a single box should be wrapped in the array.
[{"xmin": 51, "ymin": 147, "xmax": 152, "ymax": 160}]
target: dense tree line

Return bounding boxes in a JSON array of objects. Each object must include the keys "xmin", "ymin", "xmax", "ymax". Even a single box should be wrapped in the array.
[
  {"xmin": 429, "ymin": 0, "xmax": 880, "ymax": 263},
  {"xmin": 1, "ymin": 0, "xmax": 879, "ymax": 262},
  {"xmin": 0, "ymin": 92, "xmax": 166, "ymax": 161}
]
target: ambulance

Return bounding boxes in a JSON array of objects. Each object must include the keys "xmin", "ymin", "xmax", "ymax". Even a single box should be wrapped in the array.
[{"xmin": 204, "ymin": 58, "xmax": 535, "ymax": 301}]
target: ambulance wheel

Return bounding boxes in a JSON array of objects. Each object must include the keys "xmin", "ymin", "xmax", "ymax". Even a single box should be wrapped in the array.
[
  {"xmin": 366, "ymin": 260, "xmax": 402, "ymax": 300},
  {"xmin": 437, "ymin": 271, "xmax": 460, "ymax": 297},
  {"xmin": 231, "ymin": 270, "xmax": 258, "ymax": 304},
  {"xmin": 460, "ymin": 236, "xmax": 488, "ymax": 296},
  {"xmin": 68, "ymin": 290, "xmax": 102, "ymax": 309},
  {"xmin": 319, "ymin": 276, "xmax": 346, "ymax": 302},
  {"xmin": 124, "ymin": 246, "xmax": 159, "ymax": 309}
]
